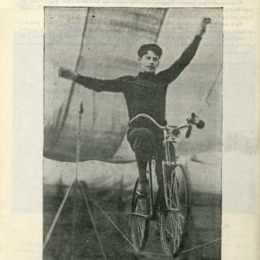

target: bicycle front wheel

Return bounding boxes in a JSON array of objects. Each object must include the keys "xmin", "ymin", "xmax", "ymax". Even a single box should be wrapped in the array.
[
  {"xmin": 130, "ymin": 178, "xmax": 150, "ymax": 257},
  {"xmin": 160, "ymin": 164, "xmax": 190, "ymax": 257}
]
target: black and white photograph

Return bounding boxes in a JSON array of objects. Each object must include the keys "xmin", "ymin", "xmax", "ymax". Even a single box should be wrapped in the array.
[{"xmin": 43, "ymin": 7, "xmax": 222, "ymax": 260}]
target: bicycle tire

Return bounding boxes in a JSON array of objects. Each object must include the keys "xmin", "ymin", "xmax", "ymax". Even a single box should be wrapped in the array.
[
  {"xmin": 159, "ymin": 164, "xmax": 190, "ymax": 257},
  {"xmin": 130, "ymin": 177, "xmax": 150, "ymax": 257}
]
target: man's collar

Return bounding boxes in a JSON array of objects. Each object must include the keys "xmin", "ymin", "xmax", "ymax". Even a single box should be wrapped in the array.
[{"xmin": 137, "ymin": 71, "xmax": 156, "ymax": 79}]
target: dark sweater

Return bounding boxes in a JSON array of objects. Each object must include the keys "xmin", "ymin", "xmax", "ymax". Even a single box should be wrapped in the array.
[{"xmin": 76, "ymin": 35, "xmax": 202, "ymax": 128}]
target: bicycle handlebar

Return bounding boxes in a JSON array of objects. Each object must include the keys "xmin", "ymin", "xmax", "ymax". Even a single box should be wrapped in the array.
[
  {"xmin": 130, "ymin": 113, "xmax": 204, "ymax": 129},
  {"xmin": 129, "ymin": 113, "xmax": 166, "ymax": 129},
  {"xmin": 129, "ymin": 113, "xmax": 205, "ymax": 138}
]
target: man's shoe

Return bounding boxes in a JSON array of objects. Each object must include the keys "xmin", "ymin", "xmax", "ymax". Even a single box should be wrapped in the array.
[
  {"xmin": 136, "ymin": 180, "xmax": 148, "ymax": 197},
  {"xmin": 154, "ymin": 222, "xmax": 160, "ymax": 239}
]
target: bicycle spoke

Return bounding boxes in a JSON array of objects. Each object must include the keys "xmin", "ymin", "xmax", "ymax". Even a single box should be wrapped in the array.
[
  {"xmin": 137, "ymin": 219, "xmax": 143, "ymax": 244},
  {"xmin": 173, "ymin": 221, "xmax": 178, "ymax": 252},
  {"xmin": 160, "ymin": 165, "xmax": 190, "ymax": 256},
  {"xmin": 164, "ymin": 225, "xmax": 173, "ymax": 240},
  {"xmin": 131, "ymin": 178, "xmax": 150, "ymax": 255},
  {"xmin": 139, "ymin": 200, "xmax": 144, "ymax": 212},
  {"xmin": 136, "ymin": 202, "xmax": 145, "ymax": 245},
  {"xmin": 173, "ymin": 178, "xmax": 180, "ymax": 209}
]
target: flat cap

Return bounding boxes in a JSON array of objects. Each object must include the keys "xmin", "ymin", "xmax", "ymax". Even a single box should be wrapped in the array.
[{"xmin": 137, "ymin": 44, "xmax": 162, "ymax": 58}]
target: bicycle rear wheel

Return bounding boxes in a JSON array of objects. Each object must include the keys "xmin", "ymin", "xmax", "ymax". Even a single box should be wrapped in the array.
[
  {"xmin": 160, "ymin": 164, "xmax": 190, "ymax": 257},
  {"xmin": 130, "ymin": 178, "xmax": 150, "ymax": 257}
]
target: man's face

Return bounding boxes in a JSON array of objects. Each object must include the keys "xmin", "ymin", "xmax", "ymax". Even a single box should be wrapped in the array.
[{"xmin": 138, "ymin": 50, "xmax": 160, "ymax": 73}]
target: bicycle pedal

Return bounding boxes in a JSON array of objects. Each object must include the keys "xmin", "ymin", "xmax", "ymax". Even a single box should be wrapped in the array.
[
  {"xmin": 155, "ymin": 229, "xmax": 160, "ymax": 239},
  {"xmin": 150, "ymin": 214, "xmax": 157, "ymax": 221},
  {"xmin": 135, "ymin": 191, "xmax": 148, "ymax": 198}
]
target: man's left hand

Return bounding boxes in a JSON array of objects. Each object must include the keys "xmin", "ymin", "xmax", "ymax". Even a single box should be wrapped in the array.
[{"xmin": 198, "ymin": 17, "xmax": 211, "ymax": 36}]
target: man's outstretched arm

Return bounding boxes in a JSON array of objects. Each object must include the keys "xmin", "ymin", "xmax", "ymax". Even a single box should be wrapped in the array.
[
  {"xmin": 59, "ymin": 67, "xmax": 123, "ymax": 92},
  {"xmin": 157, "ymin": 17, "xmax": 211, "ymax": 84}
]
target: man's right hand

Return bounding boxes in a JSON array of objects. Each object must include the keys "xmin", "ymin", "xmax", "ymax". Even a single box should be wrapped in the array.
[{"xmin": 59, "ymin": 67, "xmax": 78, "ymax": 81}]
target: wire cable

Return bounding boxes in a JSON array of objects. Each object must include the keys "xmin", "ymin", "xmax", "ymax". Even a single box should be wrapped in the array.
[
  {"xmin": 84, "ymin": 187, "xmax": 135, "ymax": 249},
  {"xmin": 78, "ymin": 181, "xmax": 108, "ymax": 260}
]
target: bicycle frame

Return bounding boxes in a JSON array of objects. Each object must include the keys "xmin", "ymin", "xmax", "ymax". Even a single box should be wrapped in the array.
[
  {"xmin": 147, "ymin": 159, "xmax": 154, "ymax": 217},
  {"xmin": 129, "ymin": 113, "xmax": 189, "ymax": 218},
  {"xmin": 148, "ymin": 139, "xmax": 176, "ymax": 220}
]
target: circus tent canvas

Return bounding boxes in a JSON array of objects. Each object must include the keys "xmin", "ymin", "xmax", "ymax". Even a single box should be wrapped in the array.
[{"xmin": 44, "ymin": 7, "xmax": 222, "ymax": 163}]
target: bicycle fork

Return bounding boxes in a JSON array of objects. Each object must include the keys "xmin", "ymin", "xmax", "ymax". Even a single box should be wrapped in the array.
[{"xmin": 148, "ymin": 160, "xmax": 154, "ymax": 217}]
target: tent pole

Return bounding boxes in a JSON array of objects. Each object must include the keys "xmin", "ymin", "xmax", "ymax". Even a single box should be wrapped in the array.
[{"xmin": 76, "ymin": 102, "xmax": 84, "ymax": 180}]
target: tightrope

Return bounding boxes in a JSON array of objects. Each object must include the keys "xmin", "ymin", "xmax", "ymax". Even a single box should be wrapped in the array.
[
  {"xmin": 129, "ymin": 238, "xmax": 221, "ymax": 258},
  {"xmin": 177, "ymin": 238, "xmax": 221, "ymax": 257}
]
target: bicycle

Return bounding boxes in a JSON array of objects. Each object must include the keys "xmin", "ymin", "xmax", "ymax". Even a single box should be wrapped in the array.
[{"xmin": 129, "ymin": 112, "xmax": 205, "ymax": 258}]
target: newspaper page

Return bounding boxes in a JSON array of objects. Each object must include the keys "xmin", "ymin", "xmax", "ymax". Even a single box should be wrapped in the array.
[{"xmin": 0, "ymin": 0, "xmax": 259, "ymax": 259}]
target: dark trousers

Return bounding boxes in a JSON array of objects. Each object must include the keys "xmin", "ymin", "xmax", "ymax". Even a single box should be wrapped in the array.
[{"xmin": 127, "ymin": 127, "xmax": 164, "ymax": 185}]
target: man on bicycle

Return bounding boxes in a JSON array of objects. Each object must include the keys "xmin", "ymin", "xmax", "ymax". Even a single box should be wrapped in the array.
[{"xmin": 59, "ymin": 17, "xmax": 211, "ymax": 195}]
